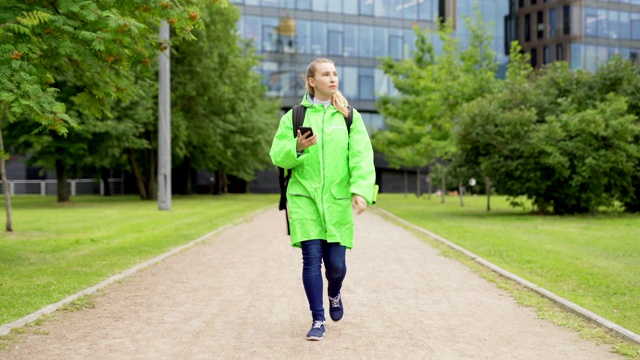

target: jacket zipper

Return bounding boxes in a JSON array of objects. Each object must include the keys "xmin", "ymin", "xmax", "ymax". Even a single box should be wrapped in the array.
[{"xmin": 320, "ymin": 106, "xmax": 328, "ymax": 235}]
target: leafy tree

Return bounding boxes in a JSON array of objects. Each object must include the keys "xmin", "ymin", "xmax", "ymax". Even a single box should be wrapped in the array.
[
  {"xmin": 0, "ymin": 0, "xmax": 225, "ymax": 230},
  {"xmin": 376, "ymin": 8, "xmax": 498, "ymax": 202},
  {"xmin": 171, "ymin": 2, "xmax": 280, "ymax": 194}
]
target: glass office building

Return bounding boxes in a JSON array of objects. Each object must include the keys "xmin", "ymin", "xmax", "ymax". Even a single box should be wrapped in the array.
[
  {"xmin": 506, "ymin": 0, "xmax": 640, "ymax": 70},
  {"xmin": 230, "ymin": 0, "xmax": 509, "ymax": 132}
]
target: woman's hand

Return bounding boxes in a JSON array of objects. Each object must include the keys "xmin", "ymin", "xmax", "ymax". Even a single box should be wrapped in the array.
[
  {"xmin": 352, "ymin": 194, "xmax": 367, "ymax": 215},
  {"xmin": 296, "ymin": 130, "xmax": 317, "ymax": 152}
]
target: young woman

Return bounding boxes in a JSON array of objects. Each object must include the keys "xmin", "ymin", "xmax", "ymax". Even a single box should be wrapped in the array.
[{"xmin": 269, "ymin": 58, "xmax": 376, "ymax": 341}]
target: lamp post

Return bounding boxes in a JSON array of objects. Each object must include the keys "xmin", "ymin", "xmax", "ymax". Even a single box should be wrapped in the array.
[{"xmin": 158, "ymin": 20, "xmax": 171, "ymax": 210}]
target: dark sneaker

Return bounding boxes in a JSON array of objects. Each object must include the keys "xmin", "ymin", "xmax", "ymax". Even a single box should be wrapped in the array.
[
  {"xmin": 306, "ymin": 320, "xmax": 326, "ymax": 341},
  {"xmin": 329, "ymin": 293, "xmax": 343, "ymax": 321}
]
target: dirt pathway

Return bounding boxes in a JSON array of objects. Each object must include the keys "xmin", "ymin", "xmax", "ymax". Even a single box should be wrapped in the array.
[{"xmin": 2, "ymin": 207, "xmax": 622, "ymax": 359}]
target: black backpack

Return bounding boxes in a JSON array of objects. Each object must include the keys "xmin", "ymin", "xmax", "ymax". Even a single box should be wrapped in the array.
[{"xmin": 278, "ymin": 104, "xmax": 353, "ymax": 234}]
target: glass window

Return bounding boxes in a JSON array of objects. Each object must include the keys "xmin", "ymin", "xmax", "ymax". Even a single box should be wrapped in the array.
[
  {"xmin": 563, "ymin": 5, "xmax": 571, "ymax": 35},
  {"xmin": 328, "ymin": 30, "xmax": 343, "ymax": 56},
  {"xmin": 549, "ymin": 8, "xmax": 557, "ymax": 38},
  {"xmin": 312, "ymin": 0, "xmax": 328, "ymax": 12},
  {"xmin": 620, "ymin": 12, "xmax": 630, "ymax": 40},
  {"xmin": 632, "ymin": 13, "xmax": 640, "ymax": 40},
  {"xmin": 242, "ymin": 16, "xmax": 262, "ymax": 49},
  {"xmin": 344, "ymin": 0, "xmax": 358, "ymax": 14},
  {"xmin": 262, "ymin": 61, "xmax": 281, "ymax": 96},
  {"xmin": 374, "ymin": 68, "xmax": 389, "ymax": 97},
  {"xmin": 584, "ymin": 7, "xmax": 597, "ymax": 37},
  {"xmin": 556, "ymin": 43, "xmax": 564, "ymax": 61},
  {"xmin": 419, "ymin": 0, "xmax": 433, "ymax": 21},
  {"xmin": 311, "ymin": 21, "xmax": 327, "ymax": 55},
  {"xmin": 543, "ymin": 46, "xmax": 550, "ymax": 64},
  {"xmin": 524, "ymin": 13, "xmax": 531, "ymax": 42},
  {"xmin": 359, "ymin": 75, "xmax": 374, "ymax": 100},
  {"xmin": 537, "ymin": 11, "xmax": 544, "ymax": 39},
  {"xmin": 570, "ymin": 43, "xmax": 583, "ymax": 69},
  {"xmin": 344, "ymin": 25, "xmax": 357, "ymax": 57},
  {"xmin": 597, "ymin": 8, "xmax": 608, "ymax": 38},
  {"xmin": 359, "ymin": 25, "xmax": 374, "ymax": 58},
  {"xmin": 530, "ymin": 47, "xmax": 538, "ymax": 68},
  {"xmin": 341, "ymin": 66, "xmax": 358, "ymax": 100},
  {"xmin": 296, "ymin": 19, "xmax": 311, "ymax": 54},
  {"xmin": 360, "ymin": 0, "xmax": 374, "ymax": 15},
  {"xmin": 389, "ymin": 35, "xmax": 404, "ymax": 60},
  {"xmin": 261, "ymin": 17, "xmax": 279, "ymax": 52},
  {"xmin": 374, "ymin": 27, "xmax": 388, "ymax": 57},
  {"xmin": 263, "ymin": 0, "xmax": 278, "ymax": 7},
  {"xmin": 404, "ymin": 28, "xmax": 416, "ymax": 58},
  {"xmin": 297, "ymin": 0, "xmax": 311, "ymax": 10},
  {"xmin": 374, "ymin": 0, "xmax": 390, "ymax": 18},
  {"xmin": 585, "ymin": 45, "xmax": 597, "ymax": 71}
]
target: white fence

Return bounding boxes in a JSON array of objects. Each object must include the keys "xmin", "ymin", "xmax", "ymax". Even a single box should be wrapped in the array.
[{"xmin": 0, "ymin": 179, "xmax": 124, "ymax": 196}]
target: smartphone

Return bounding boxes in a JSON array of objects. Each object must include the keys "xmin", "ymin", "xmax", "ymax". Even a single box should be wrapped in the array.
[{"xmin": 299, "ymin": 127, "xmax": 313, "ymax": 137}]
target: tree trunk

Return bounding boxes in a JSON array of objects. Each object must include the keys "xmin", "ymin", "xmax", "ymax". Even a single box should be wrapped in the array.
[
  {"xmin": 440, "ymin": 163, "xmax": 446, "ymax": 204},
  {"xmin": 486, "ymin": 177, "xmax": 491, "ymax": 212},
  {"xmin": 426, "ymin": 166, "xmax": 431, "ymax": 200},
  {"xmin": 56, "ymin": 159, "xmax": 70, "ymax": 203},
  {"xmin": 416, "ymin": 167, "xmax": 421, "ymax": 197},
  {"xmin": 403, "ymin": 170, "xmax": 408, "ymax": 197},
  {"xmin": 0, "ymin": 125, "xmax": 13, "ymax": 232},
  {"xmin": 458, "ymin": 181, "xmax": 464, "ymax": 207},
  {"xmin": 101, "ymin": 167, "xmax": 112, "ymax": 196},
  {"xmin": 126, "ymin": 149, "xmax": 148, "ymax": 200},
  {"xmin": 148, "ymin": 149, "xmax": 157, "ymax": 200}
]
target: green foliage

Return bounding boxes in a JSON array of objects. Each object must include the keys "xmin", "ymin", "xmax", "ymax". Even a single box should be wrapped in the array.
[
  {"xmin": 375, "ymin": 7, "xmax": 499, "ymax": 188},
  {"xmin": 455, "ymin": 50, "xmax": 640, "ymax": 214},
  {"xmin": 171, "ymin": 2, "xmax": 280, "ymax": 184},
  {"xmin": 0, "ymin": 0, "xmax": 227, "ymax": 132}
]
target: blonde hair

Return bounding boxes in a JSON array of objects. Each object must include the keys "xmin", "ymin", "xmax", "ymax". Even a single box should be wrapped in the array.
[{"xmin": 305, "ymin": 58, "xmax": 350, "ymax": 118}]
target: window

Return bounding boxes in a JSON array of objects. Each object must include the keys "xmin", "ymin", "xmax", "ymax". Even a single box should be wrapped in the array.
[
  {"xmin": 359, "ymin": 25, "xmax": 374, "ymax": 58},
  {"xmin": 563, "ymin": 5, "xmax": 571, "ymax": 35},
  {"xmin": 531, "ymin": 0, "xmax": 537, "ymax": 4},
  {"xmin": 556, "ymin": 43, "xmax": 564, "ymax": 61},
  {"xmin": 544, "ymin": 46, "xmax": 551, "ymax": 64},
  {"xmin": 328, "ymin": 30, "xmax": 343, "ymax": 56},
  {"xmin": 549, "ymin": 8, "xmax": 557, "ymax": 38},
  {"xmin": 390, "ymin": 35, "xmax": 403, "ymax": 60},
  {"xmin": 537, "ymin": 11, "xmax": 544, "ymax": 39},
  {"xmin": 584, "ymin": 8, "xmax": 597, "ymax": 37},
  {"xmin": 524, "ymin": 13, "xmax": 531, "ymax": 42},
  {"xmin": 359, "ymin": 75, "xmax": 374, "ymax": 100},
  {"xmin": 631, "ymin": 52, "xmax": 638, "ymax": 65},
  {"xmin": 344, "ymin": 25, "xmax": 357, "ymax": 57},
  {"xmin": 531, "ymin": 48, "xmax": 538, "ymax": 67}
]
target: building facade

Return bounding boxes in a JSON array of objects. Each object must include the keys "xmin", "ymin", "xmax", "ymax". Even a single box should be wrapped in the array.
[
  {"xmin": 506, "ymin": 0, "xmax": 640, "ymax": 70},
  {"xmin": 231, "ymin": 0, "xmax": 509, "ymax": 193}
]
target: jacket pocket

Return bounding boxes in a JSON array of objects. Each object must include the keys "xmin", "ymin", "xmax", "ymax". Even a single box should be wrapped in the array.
[{"xmin": 330, "ymin": 186, "xmax": 351, "ymax": 200}]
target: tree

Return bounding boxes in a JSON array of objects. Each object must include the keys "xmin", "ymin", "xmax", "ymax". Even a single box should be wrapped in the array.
[
  {"xmin": 171, "ymin": 2, "xmax": 280, "ymax": 194},
  {"xmin": 1, "ymin": 0, "xmax": 224, "ymax": 229},
  {"xmin": 376, "ymin": 8, "xmax": 499, "ymax": 202}
]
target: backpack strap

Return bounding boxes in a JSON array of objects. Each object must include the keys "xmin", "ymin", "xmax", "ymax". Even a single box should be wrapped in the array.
[
  {"xmin": 345, "ymin": 105, "xmax": 353, "ymax": 134},
  {"xmin": 292, "ymin": 105, "xmax": 306, "ymax": 137}
]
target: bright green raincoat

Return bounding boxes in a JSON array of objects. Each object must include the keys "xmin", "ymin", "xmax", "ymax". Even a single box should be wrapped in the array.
[{"xmin": 269, "ymin": 94, "xmax": 376, "ymax": 249}]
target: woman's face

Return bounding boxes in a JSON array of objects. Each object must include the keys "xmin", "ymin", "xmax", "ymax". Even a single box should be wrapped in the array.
[{"xmin": 308, "ymin": 62, "xmax": 338, "ymax": 101}]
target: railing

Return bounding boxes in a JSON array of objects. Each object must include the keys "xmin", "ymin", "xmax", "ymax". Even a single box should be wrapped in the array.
[{"xmin": 0, "ymin": 179, "xmax": 124, "ymax": 196}]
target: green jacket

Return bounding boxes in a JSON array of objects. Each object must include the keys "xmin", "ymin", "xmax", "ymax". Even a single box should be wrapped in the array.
[{"xmin": 269, "ymin": 94, "xmax": 376, "ymax": 249}]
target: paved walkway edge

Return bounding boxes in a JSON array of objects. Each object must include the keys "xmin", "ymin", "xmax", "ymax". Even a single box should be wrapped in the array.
[
  {"xmin": 0, "ymin": 207, "xmax": 272, "ymax": 337},
  {"xmin": 374, "ymin": 207, "xmax": 640, "ymax": 346}
]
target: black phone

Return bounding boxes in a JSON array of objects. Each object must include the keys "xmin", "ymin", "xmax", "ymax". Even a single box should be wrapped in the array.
[{"xmin": 299, "ymin": 127, "xmax": 313, "ymax": 137}]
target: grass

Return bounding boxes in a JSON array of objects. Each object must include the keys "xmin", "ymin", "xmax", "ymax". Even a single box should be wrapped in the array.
[
  {"xmin": 0, "ymin": 194, "xmax": 278, "ymax": 326},
  {"xmin": 374, "ymin": 193, "xmax": 640, "ymax": 337}
]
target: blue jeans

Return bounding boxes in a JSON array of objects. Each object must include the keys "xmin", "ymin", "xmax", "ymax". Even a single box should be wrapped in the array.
[{"xmin": 300, "ymin": 240, "xmax": 347, "ymax": 322}]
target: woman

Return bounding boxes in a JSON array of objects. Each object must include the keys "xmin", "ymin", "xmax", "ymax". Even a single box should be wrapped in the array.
[{"xmin": 269, "ymin": 58, "xmax": 376, "ymax": 341}]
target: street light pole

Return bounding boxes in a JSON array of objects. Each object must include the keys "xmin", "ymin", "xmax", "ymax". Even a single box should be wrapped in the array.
[{"xmin": 158, "ymin": 20, "xmax": 171, "ymax": 210}]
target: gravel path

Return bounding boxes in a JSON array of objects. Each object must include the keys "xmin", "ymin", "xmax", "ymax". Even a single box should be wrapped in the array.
[{"xmin": 2, "ymin": 207, "xmax": 622, "ymax": 359}]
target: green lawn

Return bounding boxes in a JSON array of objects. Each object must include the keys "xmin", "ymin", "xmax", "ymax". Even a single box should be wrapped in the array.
[
  {"xmin": 375, "ymin": 193, "xmax": 640, "ymax": 335},
  {"xmin": 0, "ymin": 194, "xmax": 278, "ymax": 325}
]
